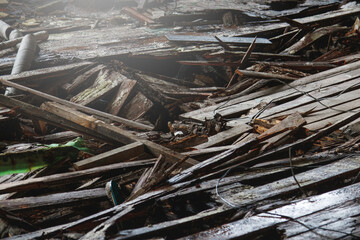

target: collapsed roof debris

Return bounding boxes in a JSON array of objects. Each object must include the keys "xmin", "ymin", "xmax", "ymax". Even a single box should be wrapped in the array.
[{"xmin": 0, "ymin": 0, "xmax": 359, "ymax": 239}]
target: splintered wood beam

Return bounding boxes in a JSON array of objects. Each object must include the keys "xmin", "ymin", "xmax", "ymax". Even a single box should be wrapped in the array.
[
  {"xmin": 0, "ymin": 94, "xmax": 118, "ymax": 144},
  {"xmin": 0, "ymin": 159, "xmax": 155, "ymax": 194},
  {"xmin": 0, "ymin": 97, "xmax": 197, "ymax": 168},
  {"xmin": 70, "ymin": 68, "xmax": 122, "ymax": 106},
  {"xmin": 194, "ymin": 124, "xmax": 252, "ymax": 149},
  {"xmin": 0, "ymin": 76, "xmax": 153, "ymax": 131},
  {"xmin": 108, "ymin": 78, "xmax": 137, "ymax": 116},
  {"xmin": 64, "ymin": 64, "xmax": 105, "ymax": 94},
  {"xmin": 1, "ymin": 61, "xmax": 94, "ymax": 85},
  {"xmin": 0, "ymin": 188, "xmax": 107, "ymax": 211},
  {"xmin": 41, "ymin": 102, "xmax": 199, "ymax": 167},
  {"xmin": 73, "ymin": 142, "xmax": 145, "ymax": 170},
  {"xmin": 120, "ymin": 92, "xmax": 153, "ymax": 120}
]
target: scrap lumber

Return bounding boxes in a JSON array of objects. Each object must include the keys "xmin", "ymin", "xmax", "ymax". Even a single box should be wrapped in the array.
[
  {"xmin": 181, "ymin": 181, "xmax": 360, "ymax": 240},
  {"xmin": 0, "ymin": 61, "xmax": 94, "ymax": 86},
  {"xmin": 170, "ymin": 112, "xmax": 306, "ymax": 183},
  {"xmin": 166, "ymin": 34, "xmax": 271, "ymax": 45},
  {"xmin": 40, "ymin": 101, "xmax": 199, "ymax": 167},
  {"xmin": 194, "ymin": 124, "xmax": 252, "ymax": 149},
  {"xmin": 0, "ymin": 76, "xmax": 154, "ymax": 130},
  {"xmin": 0, "ymin": 188, "xmax": 107, "ymax": 211},
  {"xmin": 183, "ymin": 66, "xmax": 360, "ymax": 122},
  {"xmin": 111, "ymin": 156, "xmax": 360, "ymax": 240},
  {"xmin": 0, "ymin": 159, "xmax": 155, "ymax": 195},
  {"xmin": 283, "ymin": 25, "xmax": 348, "ymax": 54},
  {"xmin": 120, "ymin": 92, "xmax": 153, "ymax": 120},
  {"xmin": 73, "ymin": 142, "xmax": 145, "ymax": 170},
  {"xmin": 70, "ymin": 68, "xmax": 122, "ymax": 106},
  {"xmin": 108, "ymin": 78, "xmax": 137, "ymax": 116},
  {"xmin": 63, "ymin": 64, "xmax": 105, "ymax": 94}
]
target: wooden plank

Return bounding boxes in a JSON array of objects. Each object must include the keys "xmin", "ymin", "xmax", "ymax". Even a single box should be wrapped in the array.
[
  {"xmin": 120, "ymin": 92, "xmax": 153, "ymax": 120},
  {"xmin": 280, "ymin": 201, "xmax": 359, "ymax": 239},
  {"xmin": 194, "ymin": 124, "xmax": 252, "ymax": 149},
  {"xmin": 0, "ymin": 76, "xmax": 153, "ymax": 131},
  {"xmin": 304, "ymin": 98, "xmax": 360, "ymax": 125},
  {"xmin": 73, "ymin": 142, "xmax": 145, "ymax": 170},
  {"xmin": 108, "ymin": 78, "xmax": 137, "ymax": 116},
  {"xmin": 0, "ymin": 159, "xmax": 154, "ymax": 194},
  {"xmin": 70, "ymin": 68, "xmax": 121, "ymax": 106},
  {"xmin": 0, "ymin": 188, "xmax": 106, "ymax": 211},
  {"xmin": 305, "ymin": 106, "xmax": 360, "ymax": 131},
  {"xmin": 64, "ymin": 64, "xmax": 105, "ymax": 94},
  {"xmin": 165, "ymin": 34, "xmax": 271, "ymax": 45},
  {"xmin": 40, "ymin": 101, "xmax": 199, "ymax": 167},
  {"xmin": 1, "ymin": 61, "xmax": 93, "ymax": 85}
]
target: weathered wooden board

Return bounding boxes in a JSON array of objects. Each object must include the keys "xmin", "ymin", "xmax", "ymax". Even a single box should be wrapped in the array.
[
  {"xmin": 73, "ymin": 142, "xmax": 145, "ymax": 170},
  {"xmin": 70, "ymin": 68, "xmax": 122, "ymax": 106},
  {"xmin": 64, "ymin": 64, "xmax": 105, "ymax": 94},
  {"xmin": 0, "ymin": 62, "xmax": 93, "ymax": 85},
  {"xmin": 0, "ymin": 188, "xmax": 106, "ymax": 211},
  {"xmin": 0, "ymin": 159, "xmax": 154, "ymax": 194},
  {"xmin": 120, "ymin": 92, "xmax": 153, "ymax": 120},
  {"xmin": 194, "ymin": 124, "xmax": 252, "ymax": 149},
  {"xmin": 108, "ymin": 78, "xmax": 137, "ymax": 116}
]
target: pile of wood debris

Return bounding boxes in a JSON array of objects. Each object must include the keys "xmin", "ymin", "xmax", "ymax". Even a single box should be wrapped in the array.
[{"xmin": 0, "ymin": 0, "xmax": 359, "ymax": 239}]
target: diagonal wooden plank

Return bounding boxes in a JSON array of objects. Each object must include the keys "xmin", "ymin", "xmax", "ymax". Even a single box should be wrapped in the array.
[
  {"xmin": 73, "ymin": 142, "xmax": 145, "ymax": 170},
  {"xmin": 194, "ymin": 124, "xmax": 252, "ymax": 150}
]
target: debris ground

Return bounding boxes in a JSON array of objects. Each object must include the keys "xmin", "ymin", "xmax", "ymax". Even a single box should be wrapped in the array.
[{"xmin": 0, "ymin": 0, "xmax": 360, "ymax": 239}]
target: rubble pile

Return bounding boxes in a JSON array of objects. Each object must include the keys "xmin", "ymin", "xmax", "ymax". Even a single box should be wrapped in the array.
[{"xmin": 0, "ymin": 0, "xmax": 359, "ymax": 239}]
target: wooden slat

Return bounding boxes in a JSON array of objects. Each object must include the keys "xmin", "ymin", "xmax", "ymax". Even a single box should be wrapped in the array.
[
  {"xmin": 0, "ymin": 159, "xmax": 154, "ymax": 195},
  {"xmin": 40, "ymin": 101, "xmax": 199, "ymax": 167},
  {"xmin": 0, "ymin": 188, "xmax": 106, "ymax": 211},
  {"xmin": 194, "ymin": 124, "xmax": 252, "ymax": 149},
  {"xmin": 120, "ymin": 92, "xmax": 153, "ymax": 120},
  {"xmin": 0, "ymin": 76, "xmax": 153, "ymax": 131},
  {"xmin": 108, "ymin": 78, "xmax": 137, "ymax": 116},
  {"xmin": 70, "ymin": 68, "xmax": 121, "ymax": 106},
  {"xmin": 73, "ymin": 142, "xmax": 145, "ymax": 170}
]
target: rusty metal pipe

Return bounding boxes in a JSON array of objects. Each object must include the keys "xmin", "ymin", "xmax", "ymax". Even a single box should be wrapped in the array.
[{"xmin": 5, "ymin": 34, "xmax": 38, "ymax": 96}]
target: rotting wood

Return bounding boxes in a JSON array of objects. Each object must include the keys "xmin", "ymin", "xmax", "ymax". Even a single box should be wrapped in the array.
[
  {"xmin": 169, "ymin": 113, "xmax": 306, "ymax": 184},
  {"xmin": 110, "ymin": 156, "xmax": 360, "ymax": 240}
]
